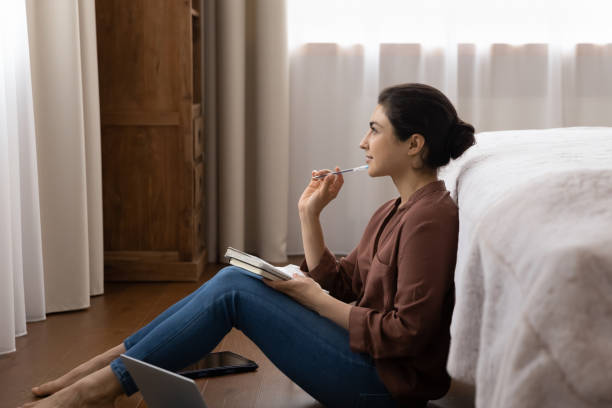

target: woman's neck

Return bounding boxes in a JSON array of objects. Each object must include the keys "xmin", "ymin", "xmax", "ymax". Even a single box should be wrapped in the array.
[{"xmin": 392, "ymin": 169, "xmax": 438, "ymax": 207}]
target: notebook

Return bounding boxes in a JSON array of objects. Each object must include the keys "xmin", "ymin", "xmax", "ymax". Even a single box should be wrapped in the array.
[{"xmin": 224, "ymin": 247, "xmax": 304, "ymax": 281}]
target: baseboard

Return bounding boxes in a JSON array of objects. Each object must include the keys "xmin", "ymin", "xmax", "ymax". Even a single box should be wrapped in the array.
[{"xmin": 104, "ymin": 250, "xmax": 206, "ymax": 282}]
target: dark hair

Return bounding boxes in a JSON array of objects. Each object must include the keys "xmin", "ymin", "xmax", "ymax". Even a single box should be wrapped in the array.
[{"xmin": 378, "ymin": 83, "xmax": 475, "ymax": 168}]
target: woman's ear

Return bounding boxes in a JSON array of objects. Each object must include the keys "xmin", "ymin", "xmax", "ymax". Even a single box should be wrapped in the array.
[
  {"xmin": 408, "ymin": 133, "xmax": 426, "ymax": 153},
  {"xmin": 407, "ymin": 133, "xmax": 427, "ymax": 169}
]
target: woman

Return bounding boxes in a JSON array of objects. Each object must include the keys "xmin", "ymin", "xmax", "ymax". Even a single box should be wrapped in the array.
[{"xmin": 22, "ymin": 83, "xmax": 475, "ymax": 408}]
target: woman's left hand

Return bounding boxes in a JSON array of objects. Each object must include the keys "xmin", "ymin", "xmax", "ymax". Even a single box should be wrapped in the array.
[{"xmin": 264, "ymin": 274, "xmax": 327, "ymax": 312}]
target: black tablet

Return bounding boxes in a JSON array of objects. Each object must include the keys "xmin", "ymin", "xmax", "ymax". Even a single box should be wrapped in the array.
[{"xmin": 177, "ymin": 351, "xmax": 258, "ymax": 379}]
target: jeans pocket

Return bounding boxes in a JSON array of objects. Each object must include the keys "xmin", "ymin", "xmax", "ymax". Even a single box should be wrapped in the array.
[{"xmin": 357, "ymin": 393, "xmax": 397, "ymax": 408}]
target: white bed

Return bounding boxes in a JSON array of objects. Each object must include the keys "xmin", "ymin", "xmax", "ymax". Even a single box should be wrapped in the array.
[{"xmin": 438, "ymin": 127, "xmax": 612, "ymax": 408}]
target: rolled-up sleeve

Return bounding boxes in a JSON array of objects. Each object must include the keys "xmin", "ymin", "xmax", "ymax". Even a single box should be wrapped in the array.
[
  {"xmin": 300, "ymin": 247, "xmax": 358, "ymax": 303},
  {"xmin": 348, "ymin": 218, "xmax": 456, "ymax": 358}
]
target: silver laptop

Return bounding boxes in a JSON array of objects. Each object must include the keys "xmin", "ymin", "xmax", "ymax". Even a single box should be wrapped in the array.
[{"xmin": 120, "ymin": 354, "xmax": 208, "ymax": 408}]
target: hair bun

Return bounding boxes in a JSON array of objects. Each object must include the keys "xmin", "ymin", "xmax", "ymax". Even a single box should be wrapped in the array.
[
  {"xmin": 449, "ymin": 119, "xmax": 476, "ymax": 160},
  {"xmin": 378, "ymin": 83, "xmax": 476, "ymax": 168}
]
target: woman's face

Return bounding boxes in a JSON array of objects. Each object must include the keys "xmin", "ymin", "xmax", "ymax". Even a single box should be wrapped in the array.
[{"xmin": 359, "ymin": 105, "xmax": 411, "ymax": 178}]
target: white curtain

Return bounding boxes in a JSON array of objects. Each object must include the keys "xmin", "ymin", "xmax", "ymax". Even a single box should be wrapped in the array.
[
  {"xmin": 205, "ymin": 0, "xmax": 290, "ymax": 263},
  {"xmin": 286, "ymin": 0, "xmax": 612, "ymax": 255},
  {"xmin": 0, "ymin": 0, "xmax": 45, "ymax": 355},
  {"xmin": 0, "ymin": 0, "xmax": 104, "ymax": 355},
  {"xmin": 27, "ymin": 0, "xmax": 105, "ymax": 311}
]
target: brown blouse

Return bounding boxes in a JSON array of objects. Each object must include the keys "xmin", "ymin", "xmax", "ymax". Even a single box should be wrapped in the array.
[{"xmin": 301, "ymin": 181, "xmax": 458, "ymax": 405}]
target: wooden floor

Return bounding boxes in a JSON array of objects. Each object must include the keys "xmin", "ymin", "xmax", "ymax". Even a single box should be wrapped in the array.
[
  {"xmin": 1, "ymin": 260, "xmax": 475, "ymax": 408},
  {"xmin": 1, "ymin": 262, "xmax": 322, "ymax": 408}
]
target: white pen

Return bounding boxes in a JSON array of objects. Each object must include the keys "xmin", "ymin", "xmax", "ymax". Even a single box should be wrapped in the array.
[{"xmin": 312, "ymin": 165, "xmax": 369, "ymax": 179}]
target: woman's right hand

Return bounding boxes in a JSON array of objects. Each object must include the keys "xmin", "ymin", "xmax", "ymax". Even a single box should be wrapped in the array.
[{"xmin": 298, "ymin": 166, "xmax": 344, "ymax": 218}]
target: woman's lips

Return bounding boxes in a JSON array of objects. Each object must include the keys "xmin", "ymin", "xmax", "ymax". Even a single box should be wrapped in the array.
[{"xmin": 365, "ymin": 155, "xmax": 373, "ymax": 163}]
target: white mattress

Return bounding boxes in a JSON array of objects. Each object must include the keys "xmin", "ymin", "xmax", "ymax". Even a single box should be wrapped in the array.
[{"xmin": 439, "ymin": 127, "xmax": 612, "ymax": 408}]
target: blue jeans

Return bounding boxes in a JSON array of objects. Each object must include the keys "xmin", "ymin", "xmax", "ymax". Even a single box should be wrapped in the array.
[{"xmin": 109, "ymin": 266, "xmax": 400, "ymax": 407}]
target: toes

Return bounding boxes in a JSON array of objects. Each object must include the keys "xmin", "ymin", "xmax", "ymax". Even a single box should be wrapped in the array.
[
  {"xmin": 31, "ymin": 382, "xmax": 53, "ymax": 397},
  {"xmin": 31, "ymin": 386, "xmax": 46, "ymax": 397}
]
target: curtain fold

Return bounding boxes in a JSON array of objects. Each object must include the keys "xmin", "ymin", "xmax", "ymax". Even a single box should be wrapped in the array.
[
  {"xmin": 25, "ymin": 0, "xmax": 104, "ymax": 314},
  {"xmin": 0, "ymin": 0, "xmax": 104, "ymax": 353},
  {"xmin": 207, "ymin": 0, "xmax": 289, "ymax": 263},
  {"xmin": 0, "ymin": 0, "xmax": 45, "ymax": 355},
  {"xmin": 78, "ymin": 0, "xmax": 104, "ymax": 296}
]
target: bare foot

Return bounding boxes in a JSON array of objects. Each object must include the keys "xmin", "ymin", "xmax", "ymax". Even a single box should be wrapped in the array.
[
  {"xmin": 21, "ymin": 366, "xmax": 123, "ymax": 408},
  {"xmin": 31, "ymin": 343, "xmax": 125, "ymax": 397},
  {"xmin": 20, "ymin": 386, "xmax": 83, "ymax": 408}
]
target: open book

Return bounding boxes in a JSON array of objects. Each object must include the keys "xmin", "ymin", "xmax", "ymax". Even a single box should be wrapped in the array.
[{"xmin": 224, "ymin": 247, "xmax": 305, "ymax": 281}]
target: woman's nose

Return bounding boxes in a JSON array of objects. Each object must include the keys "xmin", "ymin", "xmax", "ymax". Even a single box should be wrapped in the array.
[{"xmin": 359, "ymin": 134, "xmax": 368, "ymax": 150}]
